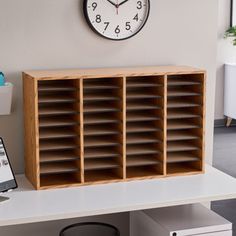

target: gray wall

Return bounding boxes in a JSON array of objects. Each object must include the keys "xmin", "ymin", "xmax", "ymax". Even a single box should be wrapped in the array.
[
  {"xmin": 0, "ymin": 0, "xmax": 218, "ymax": 235},
  {"xmin": 215, "ymin": 0, "xmax": 236, "ymax": 120}
]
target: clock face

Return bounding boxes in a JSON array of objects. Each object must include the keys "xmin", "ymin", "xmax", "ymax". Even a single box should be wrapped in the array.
[{"xmin": 83, "ymin": 0, "xmax": 150, "ymax": 40}]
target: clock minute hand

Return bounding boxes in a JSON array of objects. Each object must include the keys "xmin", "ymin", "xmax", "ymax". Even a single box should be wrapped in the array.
[
  {"xmin": 118, "ymin": 0, "xmax": 129, "ymax": 7},
  {"xmin": 106, "ymin": 0, "xmax": 117, "ymax": 7}
]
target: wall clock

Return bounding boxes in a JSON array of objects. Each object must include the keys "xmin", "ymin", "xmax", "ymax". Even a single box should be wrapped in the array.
[{"xmin": 83, "ymin": 0, "xmax": 150, "ymax": 41}]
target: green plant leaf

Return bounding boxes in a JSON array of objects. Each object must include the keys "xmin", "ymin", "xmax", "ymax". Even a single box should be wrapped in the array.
[{"xmin": 224, "ymin": 26, "xmax": 236, "ymax": 45}]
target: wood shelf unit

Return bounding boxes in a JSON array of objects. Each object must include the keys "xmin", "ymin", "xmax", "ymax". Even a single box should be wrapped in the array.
[{"xmin": 23, "ymin": 66, "xmax": 205, "ymax": 189}]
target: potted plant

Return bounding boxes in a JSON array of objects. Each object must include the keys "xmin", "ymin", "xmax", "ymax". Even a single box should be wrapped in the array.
[{"xmin": 224, "ymin": 26, "xmax": 236, "ymax": 45}]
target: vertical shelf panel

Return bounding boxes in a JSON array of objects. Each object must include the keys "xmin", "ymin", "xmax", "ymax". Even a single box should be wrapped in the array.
[
  {"xmin": 126, "ymin": 76, "xmax": 165, "ymax": 179},
  {"xmin": 79, "ymin": 79, "xmax": 84, "ymax": 183},
  {"xmin": 83, "ymin": 77, "xmax": 124, "ymax": 183},
  {"xmin": 23, "ymin": 74, "xmax": 40, "ymax": 189},
  {"xmin": 37, "ymin": 79, "xmax": 81, "ymax": 188},
  {"xmin": 166, "ymin": 73, "xmax": 205, "ymax": 175}
]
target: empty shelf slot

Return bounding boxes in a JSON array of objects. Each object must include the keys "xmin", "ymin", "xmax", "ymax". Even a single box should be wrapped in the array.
[
  {"xmin": 38, "ymin": 96, "xmax": 76, "ymax": 104},
  {"xmin": 40, "ymin": 162, "xmax": 78, "ymax": 174},
  {"xmin": 127, "ymin": 91, "xmax": 161, "ymax": 99},
  {"xmin": 39, "ymin": 105, "xmax": 77, "ymax": 116},
  {"xmin": 38, "ymin": 85, "xmax": 76, "ymax": 92},
  {"xmin": 84, "ymin": 83, "xmax": 119, "ymax": 90},
  {"xmin": 85, "ymin": 169, "xmax": 122, "ymax": 182},
  {"xmin": 167, "ymin": 130, "xmax": 200, "ymax": 141},
  {"xmin": 127, "ymin": 133, "xmax": 161, "ymax": 145},
  {"xmin": 39, "ymin": 127, "xmax": 77, "ymax": 139},
  {"xmin": 127, "ymin": 155, "xmax": 160, "ymax": 167},
  {"xmin": 38, "ymin": 80, "xmax": 76, "ymax": 92},
  {"xmin": 126, "ymin": 76, "xmax": 164, "ymax": 87},
  {"xmin": 168, "ymin": 108, "xmax": 202, "ymax": 119},
  {"xmin": 84, "ymin": 135, "xmax": 121, "ymax": 148},
  {"xmin": 84, "ymin": 112, "xmax": 121, "ymax": 124},
  {"xmin": 168, "ymin": 88, "xmax": 201, "ymax": 97},
  {"xmin": 167, "ymin": 74, "xmax": 204, "ymax": 86},
  {"xmin": 40, "ymin": 150, "xmax": 79, "ymax": 163},
  {"xmin": 127, "ymin": 81, "xmax": 162, "ymax": 88},
  {"xmin": 83, "ymin": 78, "xmax": 121, "ymax": 86},
  {"xmin": 127, "ymin": 100, "xmax": 161, "ymax": 111},
  {"xmin": 83, "ymin": 94, "xmax": 120, "ymax": 101},
  {"xmin": 84, "ymin": 102, "xmax": 121, "ymax": 113},
  {"xmin": 168, "ymin": 79, "xmax": 201, "ymax": 86},
  {"xmin": 168, "ymin": 119, "xmax": 200, "ymax": 130},
  {"xmin": 84, "ymin": 159, "xmax": 120, "ymax": 171},
  {"xmin": 127, "ymin": 122, "xmax": 161, "ymax": 133},
  {"xmin": 84, "ymin": 147, "xmax": 120, "ymax": 159},
  {"xmin": 39, "ymin": 116, "xmax": 77, "ymax": 128},
  {"xmin": 84, "ymin": 124, "xmax": 121, "ymax": 136},
  {"xmin": 127, "ymin": 166, "xmax": 161, "ymax": 178},
  {"xmin": 40, "ymin": 173, "xmax": 79, "ymax": 187},
  {"xmin": 127, "ymin": 144, "xmax": 161, "ymax": 156},
  {"xmin": 167, "ymin": 152, "xmax": 200, "ymax": 163},
  {"xmin": 167, "ymin": 140, "xmax": 200, "ymax": 152},
  {"xmin": 167, "ymin": 163, "xmax": 201, "ymax": 175},
  {"xmin": 167, "ymin": 98, "xmax": 201, "ymax": 108},
  {"xmin": 127, "ymin": 111, "xmax": 161, "ymax": 122},
  {"xmin": 40, "ymin": 139, "xmax": 77, "ymax": 151}
]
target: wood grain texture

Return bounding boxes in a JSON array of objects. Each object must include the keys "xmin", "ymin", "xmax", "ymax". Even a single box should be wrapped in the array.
[
  {"xmin": 23, "ymin": 73, "xmax": 40, "ymax": 189},
  {"xmin": 22, "ymin": 66, "xmax": 206, "ymax": 189}
]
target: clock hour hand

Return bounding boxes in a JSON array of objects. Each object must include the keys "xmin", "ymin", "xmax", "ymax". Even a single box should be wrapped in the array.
[
  {"xmin": 106, "ymin": 0, "xmax": 117, "ymax": 7},
  {"xmin": 118, "ymin": 0, "xmax": 129, "ymax": 7}
]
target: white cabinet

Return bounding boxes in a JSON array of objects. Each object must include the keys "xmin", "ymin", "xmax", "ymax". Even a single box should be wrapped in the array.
[
  {"xmin": 130, "ymin": 204, "xmax": 232, "ymax": 236},
  {"xmin": 224, "ymin": 63, "xmax": 236, "ymax": 126}
]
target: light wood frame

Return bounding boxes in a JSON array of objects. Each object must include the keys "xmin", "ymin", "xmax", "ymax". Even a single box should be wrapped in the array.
[{"xmin": 23, "ymin": 66, "xmax": 206, "ymax": 190}]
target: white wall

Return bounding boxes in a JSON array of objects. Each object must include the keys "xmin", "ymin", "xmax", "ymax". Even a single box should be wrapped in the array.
[
  {"xmin": 0, "ymin": 0, "xmax": 218, "ymax": 235},
  {"xmin": 215, "ymin": 0, "xmax": 236, "ymax": 120}
]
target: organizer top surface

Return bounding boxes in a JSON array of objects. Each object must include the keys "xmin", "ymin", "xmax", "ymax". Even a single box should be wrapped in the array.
[
  {"xmin": 1, "ymin": 165, "xmax": 236, "ymax": 227},
  {"xmin": 23, "ymin": 65, "xmax": 206, "ymax": 79},
  {"xmin": 144, "ymin": 203, "xmax": 232, "ymax": 235}
]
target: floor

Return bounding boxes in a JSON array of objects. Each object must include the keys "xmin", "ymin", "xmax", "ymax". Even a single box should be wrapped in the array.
[{"xmin": 212, "ymin": 126, "xmax": 236, "ymax": 235}]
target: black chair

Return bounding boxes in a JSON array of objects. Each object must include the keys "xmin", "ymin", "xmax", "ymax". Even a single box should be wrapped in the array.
[{"xmin": 59, "ymin": 222, "xmax": 120, "ymax": 236}]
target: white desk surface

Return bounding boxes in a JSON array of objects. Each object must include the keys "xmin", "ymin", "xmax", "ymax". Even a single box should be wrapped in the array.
[{"xmin": 0, "ymin": 165, "xmax": 236, "ymax": 227}]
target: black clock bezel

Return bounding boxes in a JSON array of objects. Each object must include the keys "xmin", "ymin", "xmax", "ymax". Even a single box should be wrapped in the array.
[{"xmin": 83, "ymin": 0, "xmax": 150, "ymax": 41}]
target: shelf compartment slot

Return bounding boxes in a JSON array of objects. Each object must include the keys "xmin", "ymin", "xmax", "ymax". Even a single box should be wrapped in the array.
[
  {"xmin": 39, "ymin": 126, "xmax": 78, "ymax": 139},
  {"xmin": 167, "ymin": 129, "xmax": 201, "ymax": 141},
  {"xmin": 167, "ymin": 161, "xmax": 202, "ymax": 175},
  {"xmin": 84, "ymin": 169, "xmax": 123, "ymax": 182},
  {"xmin": 40, "ymin": 161, "xmax": 79, "ymax": 175},
  {"xmin": 167, "ymin": 118, "xmax": 202, "ymax": 130},
  {"xmin": 168, "ymin": 107, "xmax": 202, "ymax": 119},
  {"xmin": 40, "ymin": 150, "xmax": 79, "ymax": 163},
  {"xmin": 40, "ymin": 173, "xmax": 80, "ymax": 188},
  {"xmin": 167, "ymin": 150, "xmax": 200, "ymax": 164},
  {"xmin": 84, "ymin": 146, "xmax": 121, "ymax": 159},
  {"xmin": 38, "ymin": 80, "xmax": 76, "ymax": 92}
]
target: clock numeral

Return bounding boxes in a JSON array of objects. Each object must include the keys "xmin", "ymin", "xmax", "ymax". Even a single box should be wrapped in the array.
[
  {"xmin": 115, "ymin": 25, "xmax": 121, "ymax": 34},
  {"xmin": 125, "ymin": 22, "xmax": 131, "ymax": 30},
  {"xmin": 92, "ymin": 2, "xmax": 97, "ymax": 11},
  {"xmin": 137, "ymin": 1, "xmax": 142, "ymax": 9},
  {"xmin": 95, "ymin": 14, "xmax": 102, "ymax": 23},
  {"xmin": 104, "ymin": 22, "xmax": 110, "ymax": 31},
  {"xmin": 133, "ymin": 13, "xmax": 138, "ymax": 21}
]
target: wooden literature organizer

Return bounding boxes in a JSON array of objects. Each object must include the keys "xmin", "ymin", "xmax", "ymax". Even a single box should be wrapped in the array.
[{"xmin": 23, "ymin": 66, "xmax": 205, "ymax": 190}]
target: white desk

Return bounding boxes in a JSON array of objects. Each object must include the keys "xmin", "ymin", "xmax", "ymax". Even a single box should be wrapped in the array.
[{"xmin": 0, "ymin": 165, "xmax": 236, "ymax": 227}]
